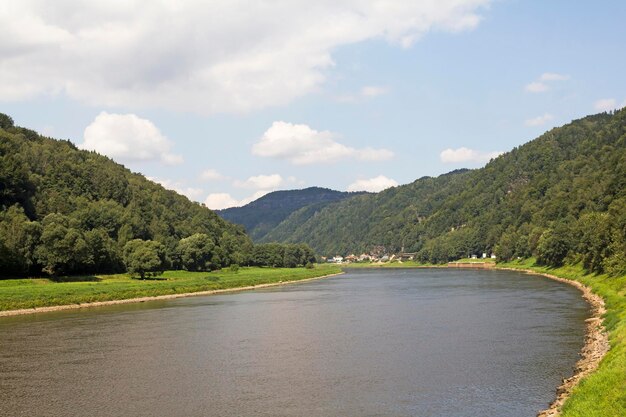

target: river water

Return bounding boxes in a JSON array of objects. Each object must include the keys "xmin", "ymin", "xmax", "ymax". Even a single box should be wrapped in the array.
[{"xmin": 0, "ymin": 268, "xmax": 587, "ymax": 417}]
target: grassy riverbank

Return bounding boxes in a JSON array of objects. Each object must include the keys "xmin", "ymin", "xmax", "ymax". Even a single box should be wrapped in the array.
[
  {"xmin": 499, "ymin": 259, "xmax": 625, "ymax": 417},
  {"xmin": 0, "ymin": 265, "xmax": 342, "ymax": 312}
]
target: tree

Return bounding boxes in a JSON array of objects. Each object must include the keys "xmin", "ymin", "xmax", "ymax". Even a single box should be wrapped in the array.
[
  {"xmin": 123, "ymin": 239, "xmax": 167, "ymax": 279},
  {"xmin": 36, "ymin": 213, "xmax": 92, "ymax": 276},
  {"xmin": 536, "ymin": 226, "xmax": 571, "ymax": 267},
  {"xmin": 178, "ymin": 233, "xmax": 218, "ymax": 271},
  {"xmin": 0, "ymin": 205, "xmax": 42, "ymax": 276}
]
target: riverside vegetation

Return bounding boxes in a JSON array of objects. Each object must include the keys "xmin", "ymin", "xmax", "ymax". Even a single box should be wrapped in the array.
[
  {"xmin": 245, "ymin": 110, "xmax": 625, "ymax": 278},
  {"xmin": 0, "ymin": 113, "xmax": 317, "ymax": 279},
  {"xmin": 499, "ymin": 259, "xmax": 625, "ymax": 417},
  {"xmin": 0, "ymin": 265, "xmax": 341, "ymax": 312}
]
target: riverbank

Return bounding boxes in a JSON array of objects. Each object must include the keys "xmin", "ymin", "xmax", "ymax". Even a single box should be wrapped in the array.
[
  {"xmin": 496, "ymin": 260, "xmax": 624, "ymax": 417},
  {"xmin": 346, "ymin": 259, "xmax": 622, "ymax": 417},
  {"xmin": 0, "ymin": 266, "xmax": 343, "ymax": 316}
]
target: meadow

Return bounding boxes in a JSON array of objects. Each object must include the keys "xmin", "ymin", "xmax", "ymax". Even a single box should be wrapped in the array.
[{"xmin": 0, "ymin": 265, "xmax": 342, "ymax": 312}]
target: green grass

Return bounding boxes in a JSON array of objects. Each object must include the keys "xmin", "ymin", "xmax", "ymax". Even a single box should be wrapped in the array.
[
  {"xmin": 451, "ymin": 257, "xmax": 496, "ymax": 263},
  {"xmin": 0, "ymin": 265, "xmax": 342, "ymax": 312},
  {"xmin": 498, "ymin": 258, "xmax": 626, "ymax": 417}
]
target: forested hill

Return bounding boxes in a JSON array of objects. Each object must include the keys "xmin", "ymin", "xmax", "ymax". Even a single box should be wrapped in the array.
[
  {"xmin": 217, "ymin": 187, "xmax": 364, "ymax": 241},
  {"xmin": 0, "ymin": 113, "xmax": 253, "ymax": 277},
  {"xmin": 272, "ymin": 110, "xmax": 626, "ymax": 275}
]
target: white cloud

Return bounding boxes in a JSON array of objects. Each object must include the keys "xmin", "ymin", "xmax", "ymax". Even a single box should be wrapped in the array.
[
  {"xmin": 148, "ymin": 177, "xmax": 203, "ymax": 201},
  {"xmin": 347, "ymin": 175, "xmax": 398, "ymax": 192},
  {"xmin": 525, "ymin": 72, "xmax": 569, "ymax": 93},
  {"xmin": 539, "ymin": 72, "xmax": 569, "ymax": 81},
  {"xmin": 593, "ymin": 98, "xmax": 622, "ymax": 112},
  {"xmin": 0, "ymin": 1, "xmax": 491, "ymax": 113},
  {"xmin": 204, "ymin": 190, "xmax": 270, "ymax": 210},
  {"xmin": 440, "ymin": 147, "xmax": 503, "ymax": 163},
  {"xmin": 361, "ymin": 86, "xmax": 389, "ymax": 97},
  {"xmin": 524, "ymin": 113, "xmax": 554, "ymax": 127},
  {"xmin": 335, "ymin": 85, "xmax": 389, "ymax": 103},
  {"xmin": 79, "ymin": 112, "xmax": 183, "ymax": 165},
  {"xmin": 234, "ymin": 174, "xmax": 284, "ymax": 189},
  {"xmin": 525, "ymin": 82, "xmax": 549, "ymax": 93},
  {"xmin": 200, "ymin": 169, "xmax": 225, "ymax": 181},
  {"xmin": 204, "ymin": 193, "xmax": 242, "ymax": 210},
  {"xmin": 252, "ymin": 121, "xmax": 393, "ymax": 165}
]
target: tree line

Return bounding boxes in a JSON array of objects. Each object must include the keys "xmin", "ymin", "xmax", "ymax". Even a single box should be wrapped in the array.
[
  {"xmin": 0, "ymin": 114, "xmax": 315, "ymax": 278},
  {"xmin": 265, "ymin": 110, "xmax": 626, "ymax": 276}
]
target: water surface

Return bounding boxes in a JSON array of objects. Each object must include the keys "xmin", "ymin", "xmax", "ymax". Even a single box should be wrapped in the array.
[{"xmin": 0, "ymin": 269, "xmax": 588, "ymax": 417}]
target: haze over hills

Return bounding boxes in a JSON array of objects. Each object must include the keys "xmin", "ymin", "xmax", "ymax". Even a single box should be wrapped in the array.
[
  {"xmin": 216, "ymin": 187, "xmax": 365, "ymax": 241},
  {"xmin": 263, "ymin": 110, "xmax": 626, "ymax": 275}
]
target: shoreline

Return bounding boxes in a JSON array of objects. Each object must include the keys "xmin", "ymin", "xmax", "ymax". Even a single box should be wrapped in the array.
[
  {"xmin": 0, "ymin": 265, "xmax": 609, "ymax": 416},
  {"xmin": 0, "ymin": 272, "xmax": 344, "ymax": 318},
  {"xmin": 493, "ymin": 267, "xmax": 609, "ymax": 417}
]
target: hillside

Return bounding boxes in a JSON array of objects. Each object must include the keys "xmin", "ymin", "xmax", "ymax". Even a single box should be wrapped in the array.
[
  {"xmin": 0, "ymin": 113, "xmax": 252, "ymax": 277},
  {"xmin": 271, "ymin": 110, "xmax": 626, "ymax": 275},
  {"xmin": 217, "ymin": 187, "xmax": 364, "ymax": 241}
]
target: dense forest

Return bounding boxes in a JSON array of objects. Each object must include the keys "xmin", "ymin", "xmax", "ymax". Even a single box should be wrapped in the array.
[
  {"xmin": 217, "ymin": 187, "xmax": 364, "ymax": 241},
  {"xmin": 269, "ymin": 110, "xmax": 626, "ymax": 275},
  {"xmin": 0, "ymin": 113, "xmax": 315, "ymax": 278}
]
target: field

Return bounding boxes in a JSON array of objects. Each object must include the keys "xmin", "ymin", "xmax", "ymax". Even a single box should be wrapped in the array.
[{"xmin": 0, "ymin": 265, "xmax": 342, "ymax": 312}]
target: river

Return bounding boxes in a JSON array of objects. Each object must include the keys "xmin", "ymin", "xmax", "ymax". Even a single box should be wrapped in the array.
[{"xmin": 0, "ymin": 268, "xmax": 588, "ymax": 417}]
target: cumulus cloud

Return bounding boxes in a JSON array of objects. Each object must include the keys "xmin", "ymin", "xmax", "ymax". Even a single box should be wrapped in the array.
[
  {"xmin": 204, "ymin": 190, "xmax": 270, "ymax": 210},
  {"xmin": 234, "ymin": 174, "xmax": 284, "ymax": 189},
  {"xmin": 593, "ymin": 98, "xmax": 625, "ymax": 112},
  {"xmin": 524, "ymin": 113, "xmax": 554, "ymax": 127},
  {"xmin": 347, "ymin": 175, "xmax": 398, "ymax": 192},
  {"xmin": 252, "ymin": 121, "xmax": 393, "ymax": 165},
  {"xmin": 440, "ymin": 147, "xmax": 503, "ymax": 163},
  {"xmin": 0, "ymin": 1, "xmax": 491, "ymax": 113},
  {"xmin": 79, "ymin": 112, "xmax": 183, "ymax": 165},
  {"xmin": 525, "ymin": 72, "xmax": 569, "ymax": 93},
  {"xmin": 335, "ymin": 85, "xmax": 390, "ymax": 103},
  {"xmin": 525, "ymin": 82, "xmax": 548, "ymax": 93},
  {"xmin": 199, "ymin": 169, "xmax": 225, "ymax": 181},
  {"xmin": 204, "ymin": 193, "xmax": 242, "ymax": 210},
  {"xmin": 361, "ymin": 86, "xmax": 389, "ymax": 97},
  {"xmin": 148, "ymin": 177, "xmax": 203, "ymax": 201}
]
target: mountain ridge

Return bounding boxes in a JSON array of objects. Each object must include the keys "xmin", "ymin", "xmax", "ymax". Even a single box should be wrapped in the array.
[
  {"xmin": 217, "ymin": 187, "xmax": 366, "ymax": 241},
  {"xmin": 263, "ymin": 110, "xmax": 626, "ymax": 275}
]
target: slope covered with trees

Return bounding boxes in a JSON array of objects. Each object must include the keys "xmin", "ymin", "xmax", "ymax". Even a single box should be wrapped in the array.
[
  {"xmin": 0, "ymin": 113, "xmax": 314, "ymax": 277},
  {"xmin": 217, "ymin": 187, "xmax": 364, "ymax": 241},
  {"xmin": 271, "ymin": 110, "xmax": 626, "ymax": 275}
]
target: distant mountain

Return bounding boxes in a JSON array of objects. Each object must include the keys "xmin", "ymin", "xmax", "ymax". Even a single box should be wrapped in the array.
[
  {"xmin": 217, "ymin": 187, "xmax": 365, "ymax": 241},
  {"xmin": 266, "ymin": 110, "xmax": 626, "ymax": 275}
]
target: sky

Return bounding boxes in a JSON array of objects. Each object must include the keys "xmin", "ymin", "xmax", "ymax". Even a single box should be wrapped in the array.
[{"xmin": 1, "ymin": 0, "xmax": 625, "ymax": 209}]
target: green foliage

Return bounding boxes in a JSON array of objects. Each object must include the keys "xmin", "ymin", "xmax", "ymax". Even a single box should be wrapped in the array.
[
  {"xmin": 123, "ymin": 239, "xmax": 168, "ymax": 279},
  {"xmin": 536, "ymin": 225, "xmax": 572, "ymax": 267},
  {"xmin": 0, "ymin": 113, "xmax": 253, "ymax": 277},
  {"xmin": 0, "ymin": 113, "xmax": 13, "ymax": 129},
  {"xmin": 218, "ymin": 187, "xmax": 364, "ymax": 241},
  {"xmin": 262, "ymin": 110, "xmax": 626, "ymax": 274},
  {"xmin": 250, "ymin": 242, "xmax": 316, "ymax": 267},
  {"xmin": 35, "ymin": 213, "xmax": 92, "ymax": 276},
  {"xmin": 178, "ymin": 233, "xmax": 219, "ymax": 271}
]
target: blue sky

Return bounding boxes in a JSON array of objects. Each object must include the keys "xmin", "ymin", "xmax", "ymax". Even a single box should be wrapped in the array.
[{"xmin": 1, "ymin": 0, "xmax": 625, "ymax": 208}]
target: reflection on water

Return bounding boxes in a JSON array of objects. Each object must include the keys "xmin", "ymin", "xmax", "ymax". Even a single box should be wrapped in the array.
[{"xmin": 0, "ymin": 269, "xmax": 587, "ymax": 417}]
